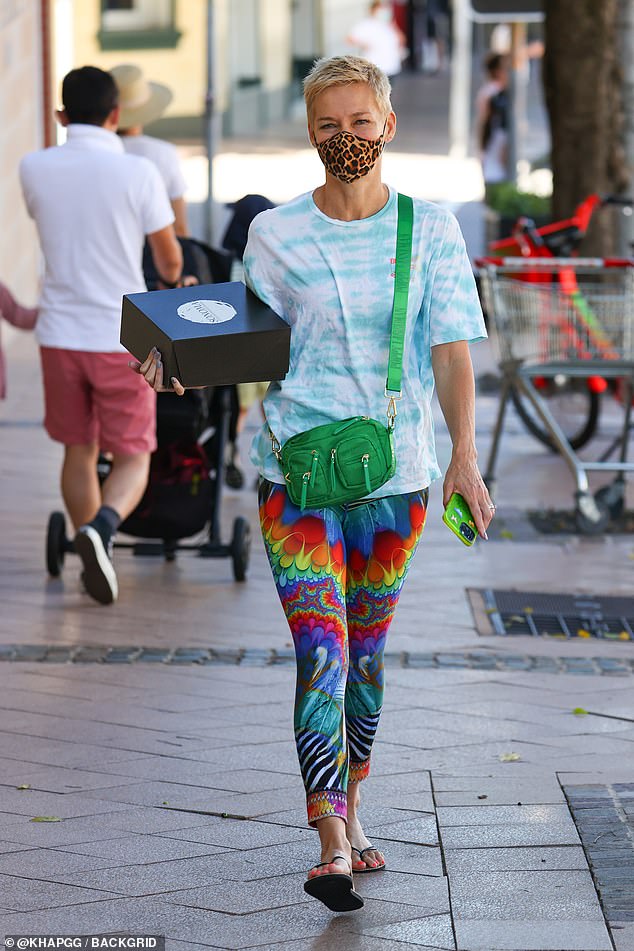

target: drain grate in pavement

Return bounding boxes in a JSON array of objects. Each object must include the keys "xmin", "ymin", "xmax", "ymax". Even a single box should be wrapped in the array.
[
  {"xmin": 469, "ymin": 588, "xmax": 634, "ymax": 640},
  {"xmin": 565, "ymin": 784, "xmax": 634, "ymax": 927},
  {"xmin": 0, "ymin": 643, "xmax": 633, "ymax": 674}
]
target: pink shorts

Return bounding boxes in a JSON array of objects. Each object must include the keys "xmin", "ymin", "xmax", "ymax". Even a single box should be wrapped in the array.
[{"xmin": 40, "ymin": 347, "xmax": 157, "ymax": 455}]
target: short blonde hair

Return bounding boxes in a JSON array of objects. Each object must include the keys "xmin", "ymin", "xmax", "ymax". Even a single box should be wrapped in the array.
[{"xmin": 303, "ymin": 55, "xmax": 392, "ymax": 123}]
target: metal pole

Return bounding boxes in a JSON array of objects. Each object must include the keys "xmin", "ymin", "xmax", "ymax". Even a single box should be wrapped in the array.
[
  {"xmin": 204, "ymin": 0, "xmax": 215, "ymax": 245},
  {"xmin": 449, "ymin": 0, "xmax": 472, "ymax": 158}
]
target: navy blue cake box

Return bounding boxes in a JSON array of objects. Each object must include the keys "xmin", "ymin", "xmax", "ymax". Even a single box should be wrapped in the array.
[{"xmin": 121, "ymin": 281, "xmax": 290, "ymax": 388}]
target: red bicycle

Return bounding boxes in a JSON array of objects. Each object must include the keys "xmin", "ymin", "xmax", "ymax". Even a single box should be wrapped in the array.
[{"xmin": 482, "ymin": 193, "xmax": 633, "ymax": 452}]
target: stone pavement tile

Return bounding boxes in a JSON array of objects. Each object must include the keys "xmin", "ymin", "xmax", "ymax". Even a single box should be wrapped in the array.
[
  {"xmin": 178, "ymin": 836, "xmax": 314, "ymax": 883},
  {"xmin": 422, "ymin": 699, "xmax": 632, "ymax": 736},
  {"xmin": 382, "ymin": 792, "xmax": 437, "ymax": 813},
  {"xmin": 0, "ymin": 896, "xmax": 230, "ymax": 946},
  {"xmin": 159, "ymin": 786, "xmax": 308, "ymax": 819},
  {"xmin": 59, "ymin": 833, "xmax": 229, "ymax": 863},
  {"xmin": 366, "ymin": 838, "xmax": 444, "ymax": 878},
  {"xmin": 163, "ymin": 870, "xmax": 312, "ymax": 914},
  {"xmin": 158, "ymin": 942, "xmax": 219, "ymax": 950},
  {"xmin": 365, "ymin": 814, "xmax": 439, "ymax": 846},
  {"xmin": 176, "ymin": 741, "xmax": 299, "ymax": 773},
  {"xmin": 376, "ymin": 724, "xmax": 489, "ymax": 751},
  {"xmin": 80, "ymin": 780, "xmax": 248, "ymax": 809},
  {"xmin": 182, "ymin": 722, "xmax": 291, "ymax": 746},
  {"xmin": 0, "ymin": 787, "xmax": 135, "ymax": 819},
  {"xmin": 0, "ymin": 733, "xmax": 144, "ymax": 770},
  {"xmin": 236, "ymin": 939, "xmax": 419, "ymax": 951},
  {"xmin": 0, "ymin": 871, "xmax": 119, "ymax": 912},
  {"xmin": 2, "ymin": 764, "xmax": 153, "ymax": 794},
  {"xmin": 444, "ymin": 845, "xmax": 589, "ymax": 873},
  {"xmin": 434, "ymin": 777, "xmax": 565, "ymax": 806},
  {"xmin": 612, "ymin": 922, "xmax": 634, "ymax": 951},
  {"xmin": 1, "ymin": 709, "xmax": 213, "ymax": 754},
  {"xmin": 0, "ymin": 841, "xmax": 33, "ymax": 856},
  {"xmin": 383, "ymin": 712, "xmax": 553, "ymax": 744},
  {"xmin": 1, "ymin": 804, "xmax": 215, "ymax": 845},
  {"xmin": 33, "ymin": 891, "xmax": 425, "ymax": 950},
  {"xmin": 156, "ymin": 815, "xmax": 312, "ymax": 850},
  {"xmin": 453, "ymin": 919, "xmax": 612, "ymax": 950},
  {"xmin": 450, "ymin": 869, "xmax": 604, "ymax": 920},
  {"xmin": 349, "ymin": 869, "xmax": 449, "ymax": 911},
  {"xmin": 432, "ymin": 773, "xmax": 564, "ymax": 793},
  {"xmin": 436, "ymin": 804, "xmax": 577, "ymax": 833},
  {"xmin": 54, "ymin": 853, "xmax": 227, "ymax": 897},
  {"xmin": 441, "ymin": 821, "xmax": 581, "ymax": 849},
  {"xmin": 190, "ymin": 768, "xmax": 299, "ymax": 794},
  {"xmin": 0, "ymin": 845, "xmax": 131, "ymax": 877},
  {"xmin": 357, "ymin": 912, "xmax": 455, "ymax": 948}
]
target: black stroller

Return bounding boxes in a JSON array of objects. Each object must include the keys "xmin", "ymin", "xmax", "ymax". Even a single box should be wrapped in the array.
[{"xmin": 45, "ymin": 237, "xmax": 251, "ymax": 583}]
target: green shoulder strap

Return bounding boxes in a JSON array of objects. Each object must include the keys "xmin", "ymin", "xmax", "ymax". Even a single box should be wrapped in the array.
[{"xmin": 386, "ymin": 192, "xmax": 414, "ymax": 395}]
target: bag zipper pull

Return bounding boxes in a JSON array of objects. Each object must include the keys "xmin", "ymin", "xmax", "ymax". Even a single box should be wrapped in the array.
[
  {"xmin": 330, "ymin": 448, "xmax": 337, "ymax": 491},
  {"xmin": 301, "ymin": 471, "xmax": 310, "ymax": 510},
  {"xmin": 362, "ymin": 453, "xmax": 371, "ymax": 494},
  {"xmin": 310, "ymin": 450, "xmax": 319, "ymax": 487}
]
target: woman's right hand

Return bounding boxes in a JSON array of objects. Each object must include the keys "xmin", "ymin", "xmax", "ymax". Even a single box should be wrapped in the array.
[{"xmin": 128, "ymin": 347, "xmax": 185, "ymax": 395}]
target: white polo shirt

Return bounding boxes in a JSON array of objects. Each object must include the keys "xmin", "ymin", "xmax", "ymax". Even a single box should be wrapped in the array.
[
  {"xmin": 120, "ymin": 134, "xmax": 187, "ymax": 200},
  {"xmin": 19, "ymin": 124, "xmax": 174, "ymax": 353}
]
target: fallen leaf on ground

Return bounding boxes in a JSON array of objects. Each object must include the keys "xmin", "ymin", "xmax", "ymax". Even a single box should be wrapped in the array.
[
  {"xmin": 499, "ymin": 752, "xmax": 521, "ymax": 762},
  {"xmin": 30, "ymin": 816, "xmax": 62, "ymax": 822},
  {"xmin": 572, "ymin": 707, "xmax": 588, "ymax": 716},
  {"xmin": 16, "ymin": 784, "xmax": 31, "ymax": 790}
]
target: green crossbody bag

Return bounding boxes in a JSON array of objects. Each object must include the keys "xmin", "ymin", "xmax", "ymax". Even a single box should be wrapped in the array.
[{"xmin": 267, "ymin": 193, "xmax": 414, "ymax": 511}]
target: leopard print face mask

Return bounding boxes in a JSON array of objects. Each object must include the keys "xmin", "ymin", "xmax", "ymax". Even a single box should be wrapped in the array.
[{"xmin": 315, "ymin": 121, "xmax": 387, "ymax": 183}]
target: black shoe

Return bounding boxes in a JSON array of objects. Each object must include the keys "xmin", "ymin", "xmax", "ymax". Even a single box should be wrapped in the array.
[
  {"xmin": 74, "ymin": 525, "xmax": 118, "ymax": 605},
  {"xmin": 225, "ymin": 462, "xmax": 245, "ymax": 490}
]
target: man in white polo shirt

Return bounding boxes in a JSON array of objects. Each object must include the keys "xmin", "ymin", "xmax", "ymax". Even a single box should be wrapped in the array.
[{"xmin": 20, "ymin": 66, "xmax": 183, "ymax": 605}]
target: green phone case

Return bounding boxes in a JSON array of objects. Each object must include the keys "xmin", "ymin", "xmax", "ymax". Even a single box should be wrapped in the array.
[{"xmin": 442, "ymin": 492, "xmax": 477, "ymax": 546}]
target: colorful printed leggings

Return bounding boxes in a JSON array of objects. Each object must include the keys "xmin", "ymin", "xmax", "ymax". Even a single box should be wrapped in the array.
[{"xmin": 258, "ymin": 479, "xmax": 428, "ymax": 826}]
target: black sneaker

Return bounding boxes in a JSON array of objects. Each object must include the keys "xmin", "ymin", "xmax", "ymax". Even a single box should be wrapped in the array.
[{"xmin": 74, "ymin": 525, "xmax": 118, "ymax": 605}]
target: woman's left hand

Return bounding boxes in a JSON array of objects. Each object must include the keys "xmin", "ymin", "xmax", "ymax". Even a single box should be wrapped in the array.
[{"xmin": 443, "ymin": 452, "xmax": 495, "ymax": 539}]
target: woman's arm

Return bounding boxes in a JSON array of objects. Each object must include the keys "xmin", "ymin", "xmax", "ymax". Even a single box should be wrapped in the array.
[{"xmin": 431, "ymin": 339, "xmax": 494, "ymax": 538}]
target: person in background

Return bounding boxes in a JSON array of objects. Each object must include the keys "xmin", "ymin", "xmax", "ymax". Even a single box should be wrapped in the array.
[
  {"xmin": 423, "ymin": 0, "xmax": 451, "ymax": 73},
  {"xmin": 475, "ymin": 52, "xmax": 510, "ymax": 202},
  {"xmin": 111, "ymin": 64, "xmax": 190, "ymax": 237},
  {"xmin": 347, "ymin": 1, "xmax": 406, "ymax": 83},
  {"xmin": 0, "ymin": 284, "xmax": 38, "ymax": 399},
  {"xmin": 19, "ymin": 66, "xmax": 182, "ymax": 606}
]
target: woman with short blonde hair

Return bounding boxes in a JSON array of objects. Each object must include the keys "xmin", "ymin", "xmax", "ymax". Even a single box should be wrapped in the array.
[{"xmin": 135, "ymin": 52, "xmax": 493, "ymax": 914}]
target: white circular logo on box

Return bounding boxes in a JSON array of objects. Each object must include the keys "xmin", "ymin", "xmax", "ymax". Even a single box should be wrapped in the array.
[{"xmin": 177, "ymin": 300, "xmax": 237, "ymax": 324}]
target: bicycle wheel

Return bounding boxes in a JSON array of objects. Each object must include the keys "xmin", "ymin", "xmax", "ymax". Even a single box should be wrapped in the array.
[{"xmin": 511, "ymin": 377, "xmax": 601, "ymax": 452}]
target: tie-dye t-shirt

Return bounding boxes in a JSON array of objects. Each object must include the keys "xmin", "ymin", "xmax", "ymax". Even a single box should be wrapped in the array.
[{"xmin": 243, "ymin": 186, "xmax": 486, "ymax": 496}]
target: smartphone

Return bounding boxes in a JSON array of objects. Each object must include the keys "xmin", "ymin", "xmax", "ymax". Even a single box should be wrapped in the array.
[{"xmin": 442, "ymin": 492, "xmax": 477, "ymax": 546}]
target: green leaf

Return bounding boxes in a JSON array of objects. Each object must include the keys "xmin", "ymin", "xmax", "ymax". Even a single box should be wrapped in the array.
[
  {"xmin": 572, "ymin": 707, "xmax": 588, "ymax": 716},
  {"xmin": 499, "ymin": 752, "xmax": 521, "ymax": 762},
  {"xmin": 30, "ymin": 816, "xmax": 62, "ymax": 822}
]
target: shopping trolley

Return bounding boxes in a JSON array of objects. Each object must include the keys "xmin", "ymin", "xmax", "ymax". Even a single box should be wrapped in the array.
[{"xmin": 476, "ymin": 258, "xmax": 634, "ymax": 534}]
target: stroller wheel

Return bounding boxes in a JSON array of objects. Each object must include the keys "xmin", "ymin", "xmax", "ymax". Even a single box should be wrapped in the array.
[
  {"xmin": 594, "ymin": 482, "xmax": 625, "ymax": 521},
  {"xmin": 231, "ymin": 517, "xmax": 251, "ymax": 582},
  {"xmin": 575, "ymin": 493, "xmax": 610, "ymax": 536},
  {"xmin": 47, "ymin": 511, "xmax": 69, "ymax": 577}
]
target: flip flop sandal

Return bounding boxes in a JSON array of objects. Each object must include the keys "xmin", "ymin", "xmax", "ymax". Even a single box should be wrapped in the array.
[
  {"xmin": 351, "ymin": 845, "xmax": 386, "ymax": 873},
  {"xmin": 304, "ymin": 853, "xmax": 364, "ymax": 912}
]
